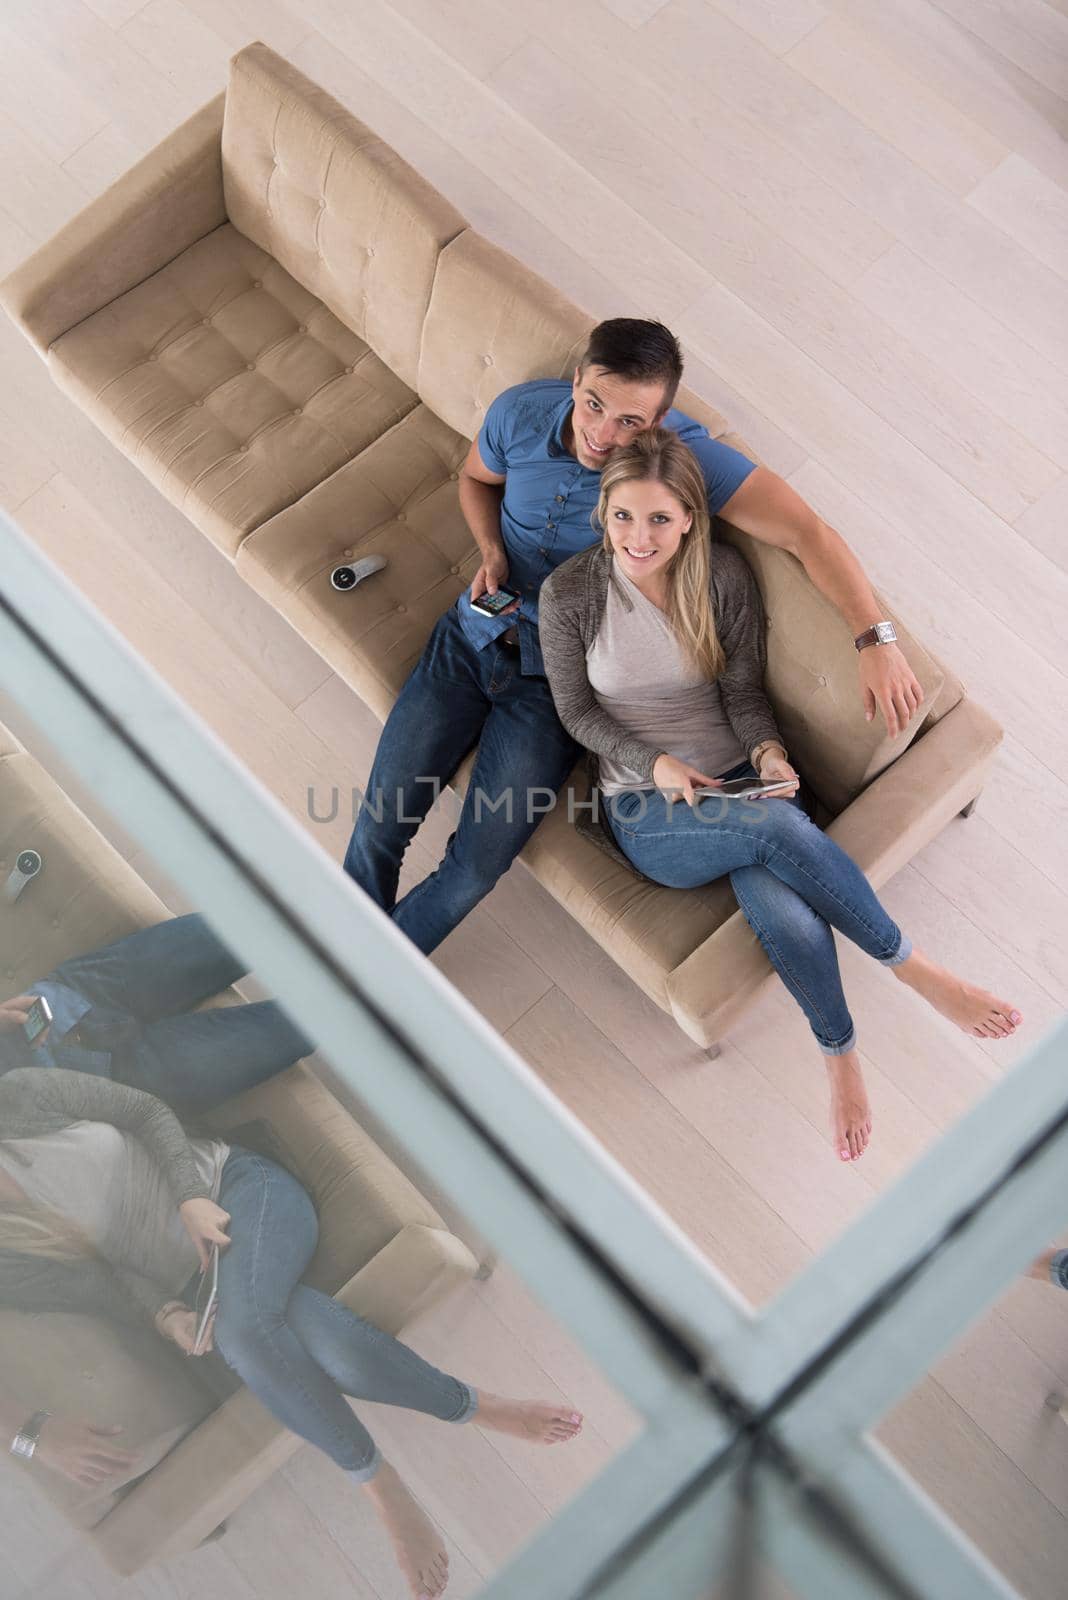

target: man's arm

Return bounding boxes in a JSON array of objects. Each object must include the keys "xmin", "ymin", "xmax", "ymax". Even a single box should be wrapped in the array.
[
  {"xmin": 458, "ymin": 440, "xmax": 516, "ymax": 609},
  {"xmin": 718, "ymin": 467, "xmax": 924, "ymax": 738}
]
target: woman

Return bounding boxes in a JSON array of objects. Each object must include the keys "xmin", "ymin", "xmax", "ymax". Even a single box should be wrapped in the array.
[
  {"xmin": 0, "ymin": 1069, "xmax": 582, "ymax": 1600},
  {"xmin": 539, "ymin": 429, "xmax": 1022, "ymax": 1163}
]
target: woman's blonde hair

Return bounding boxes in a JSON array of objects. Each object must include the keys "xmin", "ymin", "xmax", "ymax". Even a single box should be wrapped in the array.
[
  {"xmin": 596, "ymin": 428, "xmax": 725, "ymax": 680},
  {"xmin": 0, "ymin": 1201, "xmax": 95, "ymax": 1262}
]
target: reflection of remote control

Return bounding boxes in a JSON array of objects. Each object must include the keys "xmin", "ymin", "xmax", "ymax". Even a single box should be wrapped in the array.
[
  {"xmin": 330, "ymin": 555, "xmax": 387, "ymax": 591},
  {"xmin": 3, "ymin": 850, "xmax": 42, "ymax": 904}
]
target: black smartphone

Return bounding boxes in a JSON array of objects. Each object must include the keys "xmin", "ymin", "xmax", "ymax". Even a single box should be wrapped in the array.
[
  {"xmin": 22, "ymin": 996, "xmax": 53, "ymax": 1046},
  {"xmin": 469, "ymin": 586, "xmax": 521, "ymax": 617}
]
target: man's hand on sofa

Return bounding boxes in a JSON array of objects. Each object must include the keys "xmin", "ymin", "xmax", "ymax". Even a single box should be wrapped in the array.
[
  {"xmin": 34, "ymin": 1416, "xmax": 142, "ymax": 1487},
  {"xmin": 859, "ymin": 642, "xmax": 925, "ymax": 738},
  {"xmin": 0, "ymin": 995, "xmax": 49, "ymax": 1047}
]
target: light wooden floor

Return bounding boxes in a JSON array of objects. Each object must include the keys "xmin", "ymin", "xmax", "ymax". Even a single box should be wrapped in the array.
[{"xmin": 1, "ymin": 2, "xmax": 1067, "ymax": 1596}]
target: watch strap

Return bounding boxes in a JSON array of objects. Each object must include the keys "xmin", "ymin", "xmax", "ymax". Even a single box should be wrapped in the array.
[
  {"xmin": 10, "ymin": 1409, "xmax": 51, "ymax": 1460},
  {"xmin": 854, "ymin": 620, "xmax": 897, "ymax": 651}
]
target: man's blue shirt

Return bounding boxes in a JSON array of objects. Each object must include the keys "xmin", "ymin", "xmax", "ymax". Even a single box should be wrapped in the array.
[{"xmin": 455, "ymin": 379, "xmax": 758, "ymax": 675}]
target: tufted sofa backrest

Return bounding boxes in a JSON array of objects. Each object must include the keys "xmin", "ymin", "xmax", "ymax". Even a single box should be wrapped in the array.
[{"xmin": 221, "ymin": 43, "xmax": 466, "ymax": 392}]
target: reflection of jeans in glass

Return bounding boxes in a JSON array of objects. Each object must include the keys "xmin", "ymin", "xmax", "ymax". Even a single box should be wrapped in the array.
[
  {"xmin": 343, "ymin": 606, "xmax": 578, "ymax": 954},
  {"xmin": 51, "ymin": 915, "xmax": 313, "ymax": 1112},
  {"xmin": 607, "ymin": 763, "xmax": 912, "ymax": 1055},
  {"xmin": 210, "ymin": 1148, "xmax": 476, "ymax": 1477},
  {"xmin": 1051, "ymin": 1249, "xmax": 1068, "ymax": 1289}
]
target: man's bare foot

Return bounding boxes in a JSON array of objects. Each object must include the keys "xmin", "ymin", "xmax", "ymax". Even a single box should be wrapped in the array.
[
  {"xmin": 826, "ymin": 1051, "xmax": 872, "ymax": 1163},
  {"xmin": 894, "ymin": 949, "xmax": 1022, "ymax": 1040},
  {"xmin": 363, "ymin": 1462, "xmax": 449, "ymax": 1599},
  {"xmin": 473, "ymin": 1392, "xmax": 583, "ymax": 1445}
]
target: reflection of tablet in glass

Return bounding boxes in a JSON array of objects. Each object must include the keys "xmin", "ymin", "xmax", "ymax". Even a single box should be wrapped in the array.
[{"xmin": 193, "ymin": 1244, "xmax": 219, "ymax": 1355}]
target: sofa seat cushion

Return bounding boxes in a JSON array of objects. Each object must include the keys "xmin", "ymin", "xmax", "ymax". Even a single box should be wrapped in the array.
[
  {"xmin": 515, "ymin": 771, "xmax": 736, "ymax": 1010},
  {"xmin": 48, "ymin": 222, "xmax": 417, "ymax": 557},
  {"xmin": 236, "ymin": 404, "xmax": 475, "ymax": 720}
]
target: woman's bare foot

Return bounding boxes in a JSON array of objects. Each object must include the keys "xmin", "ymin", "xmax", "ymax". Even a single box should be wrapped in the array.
[
  {"xmin": 826, "ymin": 1051, "xmax": 872, "ymax": 1163},
  {"xmin": 894, "ymin": 949, "xmax": 1022, "ymax": 1040},
  {"xmin": 472, "ymin": 1392, "xmax": 583, "ymax": 1445},
  {"xmin": 363, "ymin": 1462, "xmax": 449, "ymax": 1599}
]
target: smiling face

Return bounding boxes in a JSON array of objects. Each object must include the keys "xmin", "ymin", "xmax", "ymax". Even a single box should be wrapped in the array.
[
  {"xmin": 567, "ymin": 365, "xmax": 670, "ymax": 470},
  {"xmin": 603, "ymin": 476, "xmax": 693, "ymax": 585}
]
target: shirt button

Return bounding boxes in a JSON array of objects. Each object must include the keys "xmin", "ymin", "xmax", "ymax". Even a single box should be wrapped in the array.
[
  {"xmin": 450, "ymin": 564, "xmax": 460, "ymax": 575},
  {"xmin": 555, "ymin": 494, "xmax": 564, "ymax": 502},
  {"xmin": 396, "ymin": 604, "xmax": 406, "ymax": 614},
  {"xmin": 482, "ymin": 354, "xmax": 493, "ymax": 366},
  {"xmin": 239, "ymin": 444, "xmax": 250, "ymax": 453}
]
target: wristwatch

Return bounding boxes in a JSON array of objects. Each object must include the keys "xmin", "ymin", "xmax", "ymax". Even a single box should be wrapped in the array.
[
  {"xmin": 10, "ymin": 1410, "xmax": 51, "ymax": 1461},
  {"xmin": 751, "ymin": 740, "xmax": 788, "ymax": 770},
  {"xmin": 854, "ymin": 620, "xmax": 897, "ymax": 651}
]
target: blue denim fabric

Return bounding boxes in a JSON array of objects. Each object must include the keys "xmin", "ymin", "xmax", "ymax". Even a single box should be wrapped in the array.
[
  {"xmin": 343, "ymin": 605, "xmax": 578, "ymax": 953},
  {"xmin": 1050, "ymin": 1249, "xmax": 1068, "ymax": 1290},
  {"xmin": 0, "ymin": 916, "xmax": 312, "ymax": 1112},
  {"xmin": 607, "ymin": 763, "xmax": 912, "ymax": 1055},
  {"xmin": 210, "ymin": 1148, "xmax": 476, "ymax": 1476}
]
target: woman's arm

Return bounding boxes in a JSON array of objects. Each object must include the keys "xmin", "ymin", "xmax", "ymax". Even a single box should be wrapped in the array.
[
  {"xmin": 539, "ymin": 571, "xmax": 665, "ymax": 782},
  {"xmin": 711, "ymin": 545, "xmax": 787, "ymax": 765},
  {"xmin": 0, "ymin": 1069, "xmax": 209, "ymax": 1206}
]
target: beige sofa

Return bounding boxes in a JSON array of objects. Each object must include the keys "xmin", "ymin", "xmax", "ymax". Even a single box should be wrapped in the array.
[
  {"xmin": 0, "ymin": 43, "xmax": 1002, "ymax": 1052},
  {"xmin": 0, "ymin": 723, "xmax": 478, "ymax": 1573}
]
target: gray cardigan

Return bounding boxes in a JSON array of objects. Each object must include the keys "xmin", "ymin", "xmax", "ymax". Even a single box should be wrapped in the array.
[
  {"xmin": 538, "ymin": 542, "xmax": 786, "ymax": 868},
  {"xmin": 0, "ymin": 1068, "xmax": 212, "ymax": 1329}
]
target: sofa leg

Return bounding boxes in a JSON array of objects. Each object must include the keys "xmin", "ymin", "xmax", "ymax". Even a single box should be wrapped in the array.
[
  {"xmin": 199, "ymin": 1521, "xmax": 228, "ymax": 1547},
  {"xmin": 704, "ymin": 1042, "xmax": 721, "ymax": 1061},
  {"xmin": 475, "ymin": 1259, "xmax": 496, "ymax": 1281},
  {"xmin": 959, "ymin": 793, "xmax": 981, "ymax": 819}
]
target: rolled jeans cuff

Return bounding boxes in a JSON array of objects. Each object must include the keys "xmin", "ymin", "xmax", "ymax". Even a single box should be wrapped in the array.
[
  {"xmin": 344, "ymin": 1445, "xmax": 384, "ymax": 1484},
  {"xmin": 819, "ymin": 1027, "xmax": 857, "ymax": 1057},
  {"xmin": 880, "ymin": 931, "xmax": 912, "ymax": 967},
  {"xmin": 448, "ymin": 1383, "xmax": 479, "ymax": 1424},
  {"xmin": 1050, "ymin": 1249, "xmax": 1068, "ymax": 1290}
]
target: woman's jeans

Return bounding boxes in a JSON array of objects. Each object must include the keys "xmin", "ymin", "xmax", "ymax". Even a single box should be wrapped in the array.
[
  {"xmin": 208, "ymin": 1149, "xmax": 477, "ymax": 1479},
  {"xmin": 607, "ymin": 763, "xmax": 912, "ymax": 1055},
  {"xmin": 1051, "ymin": 1249, "xmax": 1068, "ymax": 1290}
]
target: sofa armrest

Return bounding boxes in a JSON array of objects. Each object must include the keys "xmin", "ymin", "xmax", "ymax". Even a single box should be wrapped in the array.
[
  {"xmin": 0, "ymin": 94, "xmax": 226, "ymax": 355},
  {"xmin": 92, "ymin": 1224, "xmax": 478, "ymax": 1575},
  {"xmin": 665, "ymin": 696, "xmax": 1003, "ymax": 1046}
]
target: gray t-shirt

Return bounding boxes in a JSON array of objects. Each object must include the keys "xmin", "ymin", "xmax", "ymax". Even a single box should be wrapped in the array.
[
  {"xmin": 587, "ymin": 562, "xmax": 746, "ymax": 795},
  {"xmin": 0, "ymin": 1121, "xmax": 230, "ymax": 1296}
]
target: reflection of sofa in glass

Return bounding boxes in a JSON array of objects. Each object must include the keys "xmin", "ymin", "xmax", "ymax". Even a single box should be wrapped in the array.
[
  {"xmin": 0, "ymin": 43, "xmax": 1002, "ymax": 1052},
  {"xmin": 0, "ymin": 722, "xmax": 478, "ymax": 1574}
]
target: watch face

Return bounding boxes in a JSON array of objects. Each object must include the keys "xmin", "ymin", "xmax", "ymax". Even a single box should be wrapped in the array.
[{"xmin": 875, "ymin": 622, "xmax": 896, "ymax": 643}]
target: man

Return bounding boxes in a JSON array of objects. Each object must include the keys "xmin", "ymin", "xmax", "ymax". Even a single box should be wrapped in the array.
[
  {"xmin": 344, "ymin": 319, "xmax": 923, "ymax": 953},
  {"xmin": 0, "ymin": 914, "xmax": 313, "ymax": 1113}
]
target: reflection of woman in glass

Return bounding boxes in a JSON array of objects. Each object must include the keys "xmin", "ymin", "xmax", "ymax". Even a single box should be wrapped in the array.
[
  {"xmin": 540, "ymin": 428, "xmax": 1022, "ymax": 1165},
  {"xmin": 0, "ymin": 1070, "xmax": 582, "ymax": 1599}
]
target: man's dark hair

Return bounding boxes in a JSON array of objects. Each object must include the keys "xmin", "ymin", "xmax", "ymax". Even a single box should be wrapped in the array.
[{"xmin": 578, "ymin": 319, "xmax": 684, "ymax": 412}]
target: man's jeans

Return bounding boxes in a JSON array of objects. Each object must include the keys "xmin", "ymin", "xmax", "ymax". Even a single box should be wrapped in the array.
[
  {"xmin": 49, "ymin": 915, "xmax": 313, "ymax": 1113},
  {"xmin": 209, "ymin": 1148, "xmax": 477, "ymax": 1477},
  {"xmin": 343, "ymin": 605, "xmax": 578, "ymax": 954},
  {"xmin": 607, "ymin": 763, "xmax": 912, "ymax": 1055}
]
